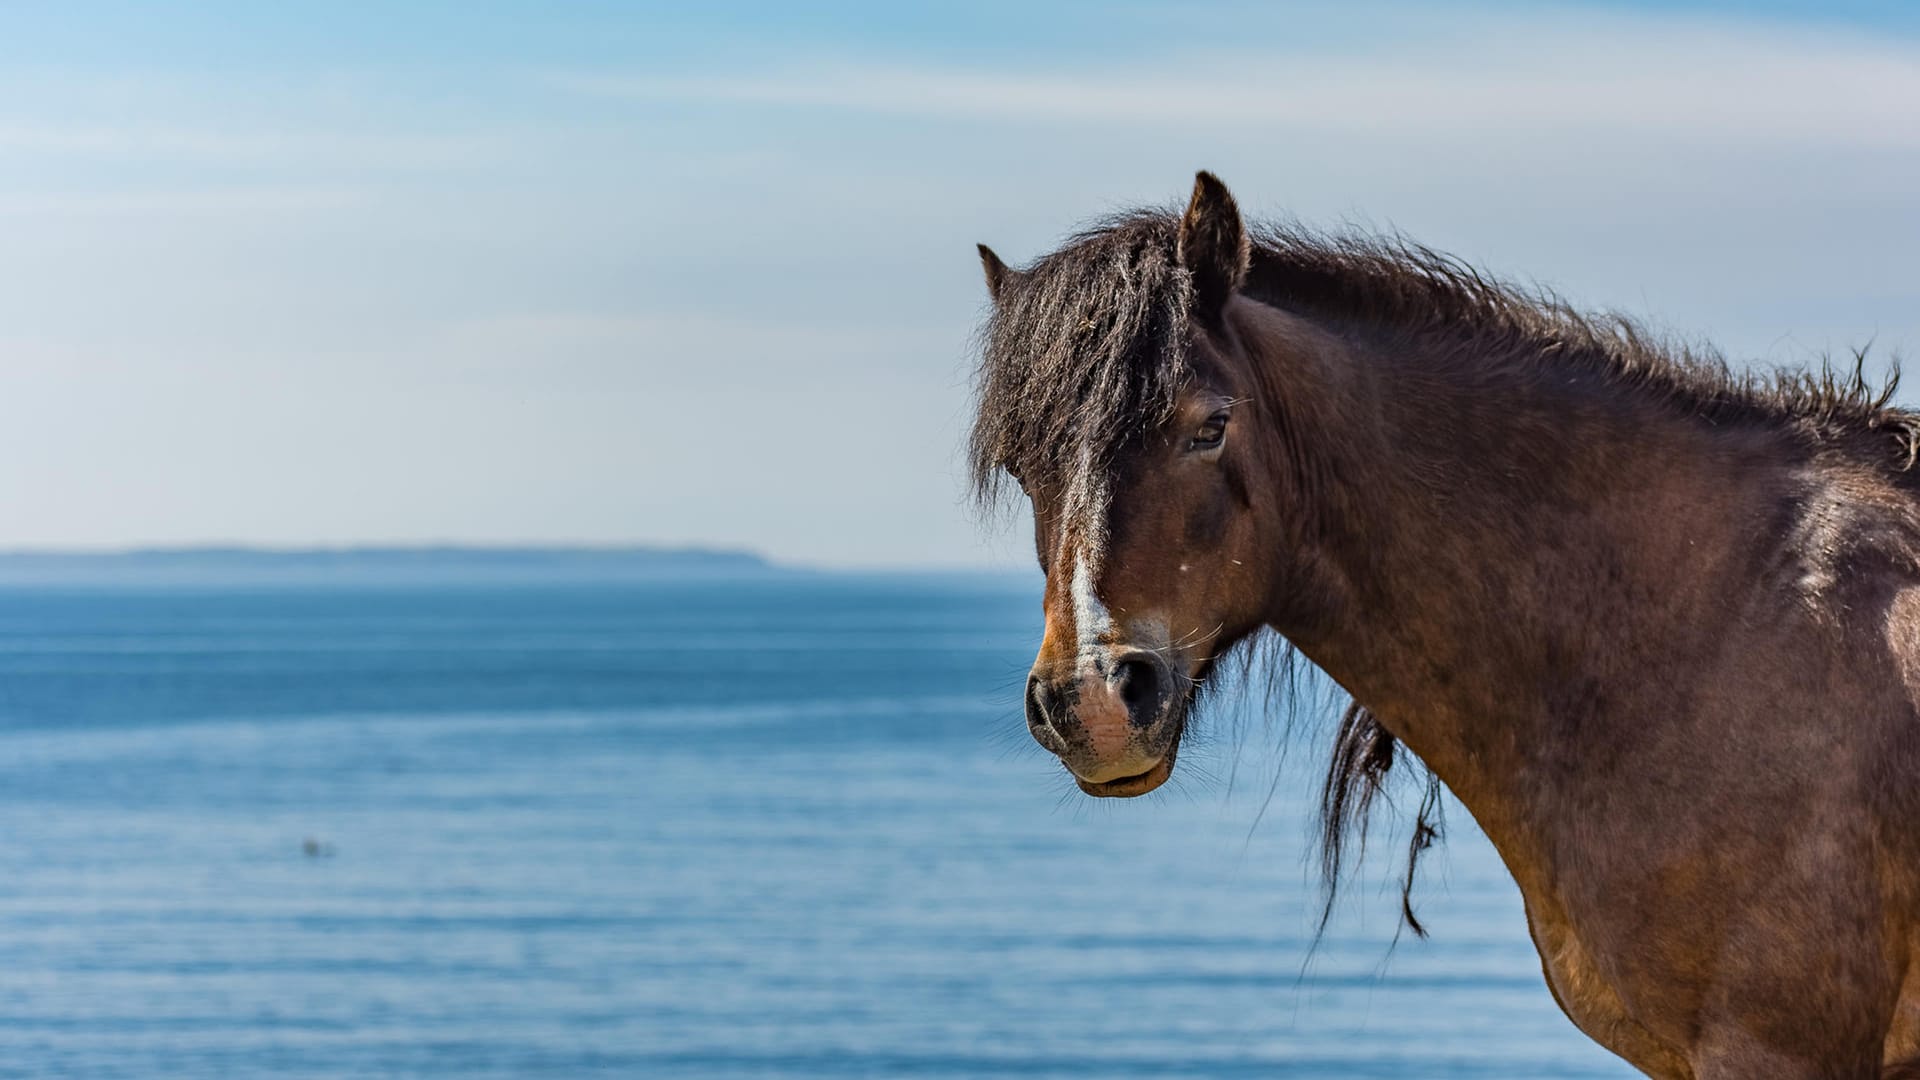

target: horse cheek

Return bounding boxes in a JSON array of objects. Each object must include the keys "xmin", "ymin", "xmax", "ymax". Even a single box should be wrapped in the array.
[
  {"xmin": 1184, "ymin": 485, "xmax": 1239, "ymax": 596},
  {"xmin": 1185, "ymin": 489, "xmax": 1231, "ymax": 550}
]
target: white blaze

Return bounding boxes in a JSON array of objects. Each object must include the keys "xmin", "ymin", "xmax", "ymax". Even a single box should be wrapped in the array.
[
  {"xmin": 1057, "ymin": 441, "xmax": 1116, "ymax": 669},
  {"xmin": 1071, "ymin": 552, "xmax": 1112, "ymax": 659}
]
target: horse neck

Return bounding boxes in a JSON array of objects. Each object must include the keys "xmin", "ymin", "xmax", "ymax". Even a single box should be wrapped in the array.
[{"xmin": 1235, "ymin": 298, "xmax": 1792, "ymax": 830}]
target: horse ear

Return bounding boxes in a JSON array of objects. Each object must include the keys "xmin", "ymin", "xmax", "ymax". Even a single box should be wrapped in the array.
[
  {"xmin": 1176, "ymin": 171, "xmax": 1249, "ymax": 323},
  {"xmin": 977, "ymin": 243, "xmax": 1014, "ymax": 302}
]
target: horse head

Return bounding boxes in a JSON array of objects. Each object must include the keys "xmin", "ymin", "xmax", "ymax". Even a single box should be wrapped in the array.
[{"xmin": 974, "ymin": 174, "xmax": 1305, "ymax": 796}]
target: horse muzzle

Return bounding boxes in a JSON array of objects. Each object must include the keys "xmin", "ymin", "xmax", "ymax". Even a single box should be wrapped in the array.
[{"xmin": 1025, "ymin": 652, "xmax": 1184, "ymax": 797}]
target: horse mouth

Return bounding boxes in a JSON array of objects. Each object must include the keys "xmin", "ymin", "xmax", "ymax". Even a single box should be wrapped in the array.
[{"xmin": 1073, "ymin": 745, "xmax": 1178, "ymax": 798}]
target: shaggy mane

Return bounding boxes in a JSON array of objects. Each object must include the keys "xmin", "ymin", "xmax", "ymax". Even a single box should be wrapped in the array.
[
  {"xmin": 969, "ymin": 212, "xmax": 1197, "ymax": 512},
  {"xmin": 1243, "ymin": 220, "xmax": 1920, "ymax": 473}
]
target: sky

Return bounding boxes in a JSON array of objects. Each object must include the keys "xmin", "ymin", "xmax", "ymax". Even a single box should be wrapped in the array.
[{"xmin": 0, "ymin": 1, "xmax": 1916, "ymax": 568}]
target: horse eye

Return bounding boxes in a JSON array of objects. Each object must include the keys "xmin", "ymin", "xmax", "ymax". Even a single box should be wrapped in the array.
[{"xmin": 1189, "ymin": 411, "xmax": 1229, "ymax": 452}]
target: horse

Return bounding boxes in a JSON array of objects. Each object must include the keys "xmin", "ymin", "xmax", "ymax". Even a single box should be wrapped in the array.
[{"xmin": 969, "ymin": 172, "xmax": 1920, "ymax": 1078}]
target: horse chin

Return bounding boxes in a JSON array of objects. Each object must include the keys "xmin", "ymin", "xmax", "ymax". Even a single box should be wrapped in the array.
[{"xmin": 1072, "ymin": 740, "xmax": 1179, "ymax": 798}]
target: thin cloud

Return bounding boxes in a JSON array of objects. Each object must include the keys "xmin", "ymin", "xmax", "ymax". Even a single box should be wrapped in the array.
[
  {"xmin": 0, "ymin": 186, "xmax": 369, "ymax": 217},
  {"xmin": 0, "ymin": 125, "xmax": 507, "ymax": 169},
  {"xmin": 426, "ymin": 310, "xmax": 934, "ymax": 385},
  {"xmin": 552, "ymin": 11, "xmax": 1920, "ymax": 150}
]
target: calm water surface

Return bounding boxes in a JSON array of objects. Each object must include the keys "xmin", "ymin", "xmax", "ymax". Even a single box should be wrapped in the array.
[{"xmin": 0, "ymin": 577, "xmax": 1635, "ymax": 1078}]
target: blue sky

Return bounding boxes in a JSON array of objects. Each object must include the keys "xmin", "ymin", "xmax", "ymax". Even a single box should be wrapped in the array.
[{"xmin": 1, "ymin": 2, "xmax": 1916, "ymax": 566}]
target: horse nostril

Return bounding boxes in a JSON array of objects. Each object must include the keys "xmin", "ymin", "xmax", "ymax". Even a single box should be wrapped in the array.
[
  {"xmin": 1113, "ymin": 658, "xmax": 1162, "ymax": 725},
  {"xmin": 1025, "ymin": 675, "xmax": 1058, "ymax": 731}
]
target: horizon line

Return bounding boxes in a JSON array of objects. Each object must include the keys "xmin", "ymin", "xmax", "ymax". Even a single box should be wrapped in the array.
[{"xmin": 0, "ymin": 542, "xmax": 1034, "ymax": 577}]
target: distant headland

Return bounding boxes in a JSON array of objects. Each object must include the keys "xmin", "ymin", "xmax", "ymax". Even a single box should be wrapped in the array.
[{"xmin": 0, "ymin": 545, "xmax": 787, "ymax": 586}]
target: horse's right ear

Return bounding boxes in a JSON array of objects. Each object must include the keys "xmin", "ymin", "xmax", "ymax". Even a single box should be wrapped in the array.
[
  {"xmin": 978, "ymin": 244, "xmax": 1013, "ymax": 303},
  {"xmin": 1177, "ymin": 171, "xmax": 1249, "ymax": 324}
]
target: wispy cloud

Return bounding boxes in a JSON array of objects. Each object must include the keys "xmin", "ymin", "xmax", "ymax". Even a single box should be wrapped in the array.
[
  {"xmin": 1, "ymin": 1, "xmax": 1912, "ymax": 564},
  {"xmin": 0, "ymin": 125, "xmax": 506, "ymax": 168},
  {"xmin": 552, "ymin": 11, "xmax": 1920, "ymax": 149},
  {"xmin": 424, "ymin": 310, "xmax": 934, "ymax": 388},
  {"xmin": 0, "ymin": 186, "xmax": 369, "ymax": 217}
]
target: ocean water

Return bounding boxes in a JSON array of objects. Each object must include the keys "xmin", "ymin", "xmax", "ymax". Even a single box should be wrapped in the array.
[{"xmin": 0, "ymin": 576, "xmax": 1637, "ymax": 1079}]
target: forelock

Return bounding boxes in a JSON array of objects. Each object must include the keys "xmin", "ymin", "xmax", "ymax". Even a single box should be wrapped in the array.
[{"xmin": 967, "ymin": 211, "xmax": 1196, "ymax": 512}]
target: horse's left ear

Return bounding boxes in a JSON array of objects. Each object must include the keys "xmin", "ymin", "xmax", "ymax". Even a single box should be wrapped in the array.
[
  {"xmin": 977, "ymin": 244, "xmax": 1015, "ymax": 303},
  {"xmin": 1177, "ymin": 171, "xmax": 1249, "ymax": 324}
]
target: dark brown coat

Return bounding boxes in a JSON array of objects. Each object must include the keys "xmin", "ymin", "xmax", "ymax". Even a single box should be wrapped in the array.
[{"xmin": 972, "ymin": 173, "xmax": 1920, "ymax": 1078}]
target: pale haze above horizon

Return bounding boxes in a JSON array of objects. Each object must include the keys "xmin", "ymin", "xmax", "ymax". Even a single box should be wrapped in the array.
[{"xmin": 2, "ymin": 1, "xmax": 1917, "ymax": 569}]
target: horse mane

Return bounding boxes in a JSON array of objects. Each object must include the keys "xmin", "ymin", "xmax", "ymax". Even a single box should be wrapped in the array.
[
  {"xmin": 969, "ymin": 207, "xmax": 1917, "ymax": 935},
  {"xmin": 969, "ymin": 212, "xmax": 1197, "ymax": 511},
  {"xmin": 1241, "ymin": 220, "xmax": 1920, "ymax": 475}
]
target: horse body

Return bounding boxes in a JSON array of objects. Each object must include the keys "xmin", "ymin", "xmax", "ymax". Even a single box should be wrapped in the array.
[
  {"xmin": 1241, "ymin": 279, "xmax": 1920, "ymax": 1078},
  {"xmin": 971, "ymin": 174, "xmax": 1920, "ymax": 1076}
]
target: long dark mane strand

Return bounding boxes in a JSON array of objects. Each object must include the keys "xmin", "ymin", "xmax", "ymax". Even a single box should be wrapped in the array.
[{"xmin": 1319, "ymin": 703, "xmax": 1444, "ymax": 939}]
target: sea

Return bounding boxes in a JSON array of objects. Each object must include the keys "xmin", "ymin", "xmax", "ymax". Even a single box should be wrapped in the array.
[{"xmin": 0, "ymin": 573, "xmax": 1639, "ymax": 1078}]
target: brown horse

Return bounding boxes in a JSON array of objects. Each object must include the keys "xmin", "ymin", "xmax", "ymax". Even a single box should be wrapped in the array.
[{"xmin": 970, "ymin": 173, "xmax": 1920, "ymax": 1078}]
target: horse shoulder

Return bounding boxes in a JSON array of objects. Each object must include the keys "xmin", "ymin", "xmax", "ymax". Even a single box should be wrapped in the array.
[{"xmin": 1873, "ymin": 581, "xmax": 1920, "ymax": 1068}]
